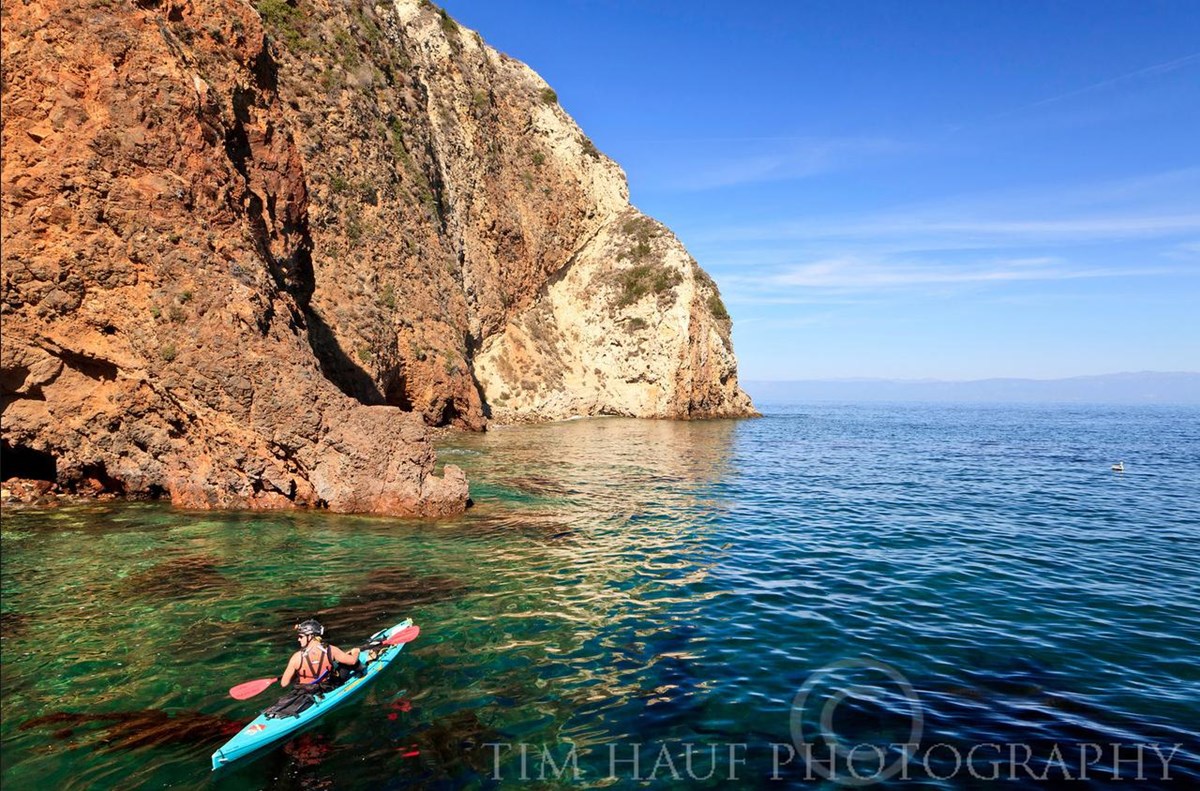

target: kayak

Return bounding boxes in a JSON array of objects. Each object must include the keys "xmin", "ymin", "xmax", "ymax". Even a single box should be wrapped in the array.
[{"xmin": 211, "ymin": 618, "xmax": 414, "ymax": 770}]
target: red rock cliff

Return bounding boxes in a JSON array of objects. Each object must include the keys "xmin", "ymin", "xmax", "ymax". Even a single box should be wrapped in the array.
[{"xmin": 0, "ymin": 0, "xmax": 754, "ymax": 513}]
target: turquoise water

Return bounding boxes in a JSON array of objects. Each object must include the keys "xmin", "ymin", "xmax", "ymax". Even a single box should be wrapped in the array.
[{"xmin": 1, "ymin": 403, "xmax": 1198, "ymax": 788}]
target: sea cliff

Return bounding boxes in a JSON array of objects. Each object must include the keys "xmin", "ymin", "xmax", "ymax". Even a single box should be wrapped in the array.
[{"xmin": 1, "ymin": 0, "xmax": 755, "ymax": 514}]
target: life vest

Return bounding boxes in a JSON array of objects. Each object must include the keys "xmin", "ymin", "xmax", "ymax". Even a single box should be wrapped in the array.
[{"xmin": 297, "ymin": 642, "xmax": 332, "ymax": 685}]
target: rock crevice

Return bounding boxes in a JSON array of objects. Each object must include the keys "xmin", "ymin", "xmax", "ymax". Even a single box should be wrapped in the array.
[{"xmin": 1, "ymin": 0, "xmax": 753, "ymax": 514}]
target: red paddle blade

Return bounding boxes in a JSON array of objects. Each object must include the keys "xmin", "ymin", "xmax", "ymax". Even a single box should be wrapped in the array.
[
  {"xmin": 381, "ymin": 625, "xmax": 420, "ymax": 647},
  {"xmin": 229, "ymin": 677, "xmax": 278, "ymax": 700}
]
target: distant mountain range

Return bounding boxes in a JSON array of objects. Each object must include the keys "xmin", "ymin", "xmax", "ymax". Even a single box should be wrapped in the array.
[{"xmin": 744, "ymin": 372, "xmax": 1200, "ymax": 405}]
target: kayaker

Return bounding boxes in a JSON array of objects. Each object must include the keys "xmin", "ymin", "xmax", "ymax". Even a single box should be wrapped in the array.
[{"xmin": 280, "ymin": 619, "xmax": 364, "ymax": 689}]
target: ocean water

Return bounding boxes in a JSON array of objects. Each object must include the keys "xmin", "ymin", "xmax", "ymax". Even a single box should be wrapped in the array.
[{"xmin": 1, "ymin": 402, "xmax": 1198, "ymax": 788}]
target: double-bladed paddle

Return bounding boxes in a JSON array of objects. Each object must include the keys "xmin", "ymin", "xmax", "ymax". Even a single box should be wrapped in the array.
[
  {"xmin": 227, "ymin": 624, "xmax": 421, "ymax": 700},
  {"xmin": 372, "ymin": 624, "xmax": 420, "ymax": 651},
  {"xmin": 229, "ymin": 676, "xmax": 279, "ymax": 700}
]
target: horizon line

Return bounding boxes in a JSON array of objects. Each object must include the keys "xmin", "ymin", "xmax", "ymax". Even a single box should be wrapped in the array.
[{"xmin": 743, "ymin": 370, "xmax": 1200, "ymax": 384}]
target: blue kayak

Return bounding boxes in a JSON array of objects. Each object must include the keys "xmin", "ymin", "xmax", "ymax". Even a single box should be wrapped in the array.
[{"xmin": 211, "ymin": 618, "xmax": 414, "ymax": 770}]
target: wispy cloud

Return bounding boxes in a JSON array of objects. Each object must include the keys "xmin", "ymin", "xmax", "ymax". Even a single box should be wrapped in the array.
[
  {"xmin": 733, "ymin": 313, "xmax": 839, "ymax": 329},
  {"xmin": 679, "ymin": 164, "xmax": 1200, "ymax": 315},
  {"xmin": 721, "ymin": 292, "xmax": 882, "ymax": 307},
  {"xmin": 633, "ymin": 136, "xmax": 903, "ymax": 191},
  {"xmin": 761, "ymin": 256, "xmax": 1175, "ymax": 291},
  {"xmin": 1011, "ymin": 51, "xmax": 1200, "ymax": 115},
  {"xmin": 1167, "ymin": 240, "xmax": 1200, "ymax": 259},
  {"xmin": 943, "ymin": 53, "xmax": 1200, "ymax": 136},
  {"xmin": 689, "ymin": 167, "xmax": 1200, "ymax": 252},
  {"xmin": 703, "ymin": 212, "xmax": 1200, "ymax": 246},
  {"xmin": 987, "ymin": 167, "xmax": 1200, "ymax": 211}
]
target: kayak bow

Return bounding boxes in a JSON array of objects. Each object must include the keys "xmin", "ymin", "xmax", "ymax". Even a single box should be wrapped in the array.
[{"xmin": 211, "ymin": 618, "xmax": 414, "ymax": 770}]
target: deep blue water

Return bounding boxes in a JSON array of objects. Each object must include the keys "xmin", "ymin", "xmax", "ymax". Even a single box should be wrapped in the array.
[{"xmin": 1, "ymin": 402, "xmax": 1198, "ymax": 788}]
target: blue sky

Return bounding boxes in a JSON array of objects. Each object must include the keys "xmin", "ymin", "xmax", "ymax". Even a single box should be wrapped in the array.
[{"xmin": 439, "ymin": 1, "xmax": 1200, "ymax": 380}]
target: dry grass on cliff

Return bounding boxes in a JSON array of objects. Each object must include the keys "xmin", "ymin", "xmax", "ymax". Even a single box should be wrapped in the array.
[
  {"xmin": 690, "ymin": 260, "xmax": 731, "ymax": 322},
  {"xmin": 613, "ymin": 264, "xmax": 682, "ymax": 310},
  {"xmin": 602, "ymin": 216, "xmax": 682, "ymax": 311}
]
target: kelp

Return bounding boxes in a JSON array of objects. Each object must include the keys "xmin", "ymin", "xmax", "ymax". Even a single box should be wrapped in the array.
[{"xmin": 19, "ymin": 708, "xmax": 246, "ymax": 751}]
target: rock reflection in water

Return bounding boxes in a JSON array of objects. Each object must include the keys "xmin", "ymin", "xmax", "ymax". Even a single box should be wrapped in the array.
[
  {"xmin": 422, "ymin": 418, "xmax": 741, "ymax": 754},
  {"xmin": 448, "ymin": 418, "xmax": 738, "ymax": 513}
]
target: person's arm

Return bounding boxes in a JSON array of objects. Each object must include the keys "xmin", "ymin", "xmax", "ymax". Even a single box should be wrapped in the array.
[
  {"xmin": 330, "ymin": 645, "xmax": 361, "ymax": 665},
  {"xmin": 280, "ymin": 652, "xmax": 301, "ymax": 687}
]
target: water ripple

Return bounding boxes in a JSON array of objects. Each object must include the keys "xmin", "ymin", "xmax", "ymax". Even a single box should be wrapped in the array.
[{"xmin": 2, "ymin": 405, "xmax": 1198, "ymax": 788}]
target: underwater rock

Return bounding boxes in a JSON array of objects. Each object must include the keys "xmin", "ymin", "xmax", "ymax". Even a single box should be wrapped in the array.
[
  {"xmin": 19, "ymin": 709, "xmax": 246, "ymax": 751},
  {"xmin": 400, "ymin": 708, "xmax": 508, "ymax": 778},
  {"xmin": 124, "ymin": 555, "xmax": 229, "ymax": 599},
  {"xmin": 276, "ymin": 568, "xmax": 471, "ymax": 640},
  {"xmin": 0, "ymin": 610, "xmax": 30, "ymax": 639}
]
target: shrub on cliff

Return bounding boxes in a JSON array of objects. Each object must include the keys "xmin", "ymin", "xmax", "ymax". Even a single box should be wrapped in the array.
[
  {"xmin": 708, "ymin": 293, "xmax": 730, "ymax": 322},
  {"xmin": 615, "ymin": 263, "xmax": 682, "ymax": 308},
  {"xmin": 618, "ymin": 216, "xmax": 659, "ymax": 261},
  {"xmin": 256, "ymin": 0, "xmax": 310, "ymax": 51},
  {"xmin": 256, "ymin": 0, "xmax": 297, "ymax": 26}
]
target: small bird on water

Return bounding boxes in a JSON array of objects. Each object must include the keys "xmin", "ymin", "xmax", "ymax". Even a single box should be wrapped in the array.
[{"xmin": 1111, "ymin": 461, "xmax": 1125, "ymax": 472}]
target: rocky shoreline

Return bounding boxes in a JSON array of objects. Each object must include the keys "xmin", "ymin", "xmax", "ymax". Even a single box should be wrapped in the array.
[{"xmin": 1, "ymin": 0, "xmax": 754, "ymax": 515}]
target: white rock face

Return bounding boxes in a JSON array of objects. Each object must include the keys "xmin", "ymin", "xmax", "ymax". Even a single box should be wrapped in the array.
[
  {"xmin": 392, "ymin": 0, "xmax": 755, "ymax": 422},
  {"xmin": 475, "ymin": 210, "xmax": 755, "ymax": 421}
]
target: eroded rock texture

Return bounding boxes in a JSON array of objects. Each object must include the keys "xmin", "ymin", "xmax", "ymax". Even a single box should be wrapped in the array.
[{"xmin": 1, "ymin": 0, "xmax": 753, "ymax": 512}]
